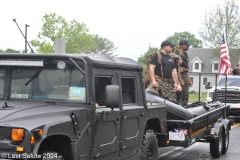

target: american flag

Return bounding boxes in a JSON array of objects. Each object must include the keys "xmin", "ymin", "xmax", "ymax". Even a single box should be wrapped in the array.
[{"xmin": 219, "ymin": 33, "xmax": 231, "ymax": 75}]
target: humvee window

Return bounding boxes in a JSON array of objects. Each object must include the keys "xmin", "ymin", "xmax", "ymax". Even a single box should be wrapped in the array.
[
  {"xmin": 95, "ymin": 77, "xmax": 112, "ymax": 106},
  {"xmin": 0, "ymin": 68, "xmax": 5, "ymax": 98},
  {"xmin": 10, "ymin": 63, "xmax": 86, "ymax": 102},
  {"xmin": 121, "ymin": 78, "xmax": 136, "ymax": 104}
]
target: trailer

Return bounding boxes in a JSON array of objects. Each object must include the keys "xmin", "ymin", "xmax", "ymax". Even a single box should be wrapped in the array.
[
  {"xmin": 145, "ymin": 89, "xmax": 233, "ymax": 158},
  {"xmin": 166, "ymin": 103, "xmax": 232, "ymax": 158}
]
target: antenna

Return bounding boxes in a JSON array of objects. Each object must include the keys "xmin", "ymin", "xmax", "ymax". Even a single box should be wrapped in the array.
[{"xmin": 13, "ymin": 18, "xmax": 34, "ymax": 53}]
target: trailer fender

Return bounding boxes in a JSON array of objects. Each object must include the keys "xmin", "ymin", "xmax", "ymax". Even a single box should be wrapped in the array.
[
  {"xmin": 220, "ymin": 119, "xmax": 231, "ymax": 131},
  {"xmin": 211, "ymin": 123, "xmax": 224, "ymax": 136}
]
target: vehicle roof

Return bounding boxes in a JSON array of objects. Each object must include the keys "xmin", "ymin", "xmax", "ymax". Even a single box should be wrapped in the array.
[{"xmin": 0, "ymin": 53, "xmax": 142, "ymax": 71}]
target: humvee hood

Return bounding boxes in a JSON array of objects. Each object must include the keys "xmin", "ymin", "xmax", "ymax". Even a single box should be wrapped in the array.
[{"xmin": 0, "ymin": 100, "xmax": 85, "ymax": 129}]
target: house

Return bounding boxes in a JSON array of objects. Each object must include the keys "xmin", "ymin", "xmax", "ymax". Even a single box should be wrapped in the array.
[{"xmin": 187, "ymin": 48, "xmax": 240, "ymax": 93}]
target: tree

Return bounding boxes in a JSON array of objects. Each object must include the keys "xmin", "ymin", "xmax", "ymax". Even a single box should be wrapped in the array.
[
  {"xmin": 84, "ymin": 34, "xmax": 118, "ymax": 56},
  {"xmin": 199, "ymin": 0, "xmax": 240, "ymax": 55},
  {"xmin": 137, "ymin": 47, "xmax": 159, "ymax": 75},
  {"xmin": 166, "ymin": 31, "xmax": 203, "ymax": 48},
  {"xmin": 0, "ymin": 48, "xmax": 20, "ymax": 53},
  {"xmin": 30, "ymin": 13, "xmax": 97, "ymax": 54},
  {"xmin": 38, "ymin": 42, "xmax": 54, "ymax": 53}
]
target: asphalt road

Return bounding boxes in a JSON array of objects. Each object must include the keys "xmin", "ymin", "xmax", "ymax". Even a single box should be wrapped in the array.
[
  {"xmin": 158, "ymin": 122, "xmax": 240, "ymax": 160},
  {"xmin": 1, "ymin": 123, "xmax": 239, "ymax": 160}
]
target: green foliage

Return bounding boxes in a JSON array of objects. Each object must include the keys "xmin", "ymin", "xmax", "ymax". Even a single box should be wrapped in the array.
[
  {"xmin": 166, "ymin": 31, "xmax": 203, "ymax": 48},
  {"xmin": 30, "ymin": 13, "xmax": 118, "ymax": 56},
  {"xmin": 199, "ymin": 0, "xmax": 240, "ymax": 56},
  {"xmin": 85, "ymin": 34, "xmax": 118, "ymax": 56},
  {"xmin": 65, "ymin": 20, "xmax": 97, "ymax": 53},
  {"xmin": 39, "ymin": 42, "xmax": 54, "ymax": 53},
  {"xmin": 137, "ymin": 47, "xmax": 159, "ymax": 75},
  {"xmin": 30, "ymin": 13, "xmax": 97, "ymax": 54},
  {"xmin": 0, "ymin": 48, "xmax": 21, "ymax": 53}
]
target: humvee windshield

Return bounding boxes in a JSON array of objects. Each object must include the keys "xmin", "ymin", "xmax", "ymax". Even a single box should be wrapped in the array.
[
  {"xmin": 7, "ymin": 59, "xmax": 86, "ymax": 102},
  {"xmin": 0, "ymin": 68, "xmax": 5, "ymax": 98}
]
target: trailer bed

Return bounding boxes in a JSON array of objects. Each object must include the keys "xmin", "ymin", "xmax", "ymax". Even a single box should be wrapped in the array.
[{"xmin": 166, "ymin": 104, "xmax": 232, "ymax": 149}]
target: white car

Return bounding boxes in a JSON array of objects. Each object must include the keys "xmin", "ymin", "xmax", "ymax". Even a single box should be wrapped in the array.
[{"xmin": 206, "ymin": 75, "xmax": 240, "ymax": 121}]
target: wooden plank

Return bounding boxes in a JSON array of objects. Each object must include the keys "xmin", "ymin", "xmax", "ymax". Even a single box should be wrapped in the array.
[
  {"xmin": 191, "ymin": 126, "xmax": 207, "ymax": 137},
  {"xmin": 190, "ymin": 120, "xmax": 219, "ymax": 137}
]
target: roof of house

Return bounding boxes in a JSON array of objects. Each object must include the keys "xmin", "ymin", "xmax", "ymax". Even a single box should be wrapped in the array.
[{"xmin": 187, "ymin": 48, "xmax": 239, "ymax": 73}]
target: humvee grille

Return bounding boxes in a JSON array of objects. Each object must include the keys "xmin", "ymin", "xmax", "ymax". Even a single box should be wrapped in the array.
[{"xmin": 0, "ymin": 127, "xmax": 11, "ymax": 140}]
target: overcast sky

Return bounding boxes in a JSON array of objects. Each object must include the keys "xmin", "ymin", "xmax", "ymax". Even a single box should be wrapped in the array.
[{"xmin": 0, "ymin": 0, "xmax": 229, "ymax": 61}]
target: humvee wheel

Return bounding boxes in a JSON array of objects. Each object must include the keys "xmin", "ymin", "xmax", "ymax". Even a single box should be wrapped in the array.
[
  {"xmin": 140, "ymin": 130, "xmax": 158, "ymax": 160},
  {"xmin": 210, "ymin": 127, "xmax": 223, "ymax": 158},
  {"xmin": 40, "ymin": 151, "xmax": 64, "ymax": 160},
  {"xmin": 222, "ymin": 127, "xmax": 229, "ymax": 154}
]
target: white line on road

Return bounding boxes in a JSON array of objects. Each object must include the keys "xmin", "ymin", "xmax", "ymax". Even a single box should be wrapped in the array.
[
  {"xmin": 185, "ymin": 142, "xmax": 203, "ymax": 150},
  {"xmin": 159, "ymin": 147, "xmax": 182, "ymax": 158},
  {"xmin": 159, "ymin": 142, "xmax": 203, "ymax": 159},
  {"xmin": 169, "ymin": 152, "xmax": 183, "ymax": 160}
]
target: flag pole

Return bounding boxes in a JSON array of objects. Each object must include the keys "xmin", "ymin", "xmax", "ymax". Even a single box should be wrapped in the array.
[{"xmin": 218, "ymin": 31, "xmax": 231, "ymax": 105}]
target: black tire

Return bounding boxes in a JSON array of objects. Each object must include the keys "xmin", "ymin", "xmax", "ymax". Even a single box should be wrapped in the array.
[
  {"xmin": 140, "ymin": 130, "xmax": 159, "ymax": 160},
  {"xmin": 222, "ymin": 127, "xmax": 229, "ymax": 154},
  {"xmin": 210, "ymin": 128, "xmax": 223, "ymax": 158},
  {"xmin": 40, "ymin": 151, "xmax": 64, "ymax": 160}
]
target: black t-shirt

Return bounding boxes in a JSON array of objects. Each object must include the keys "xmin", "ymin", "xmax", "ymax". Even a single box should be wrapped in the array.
[
  {"xmin": 232, "ymin": 68, "xmax": 240, "ymax": 75},
  {"xmin": 174, "ymin": 62, "xmax": 179, "ymax": 71},
  {"xmin": 150, "ymin": 52, "xmax": 174, "ymax": 79}
]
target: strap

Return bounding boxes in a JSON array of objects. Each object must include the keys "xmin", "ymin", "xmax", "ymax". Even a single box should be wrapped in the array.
[
  {"xmin": 155, "ymin": 75, "xmax": 172, "ymax": 82},
  {"xmin": 184, "ymin": 52, "xmax": 189, "ymax": 59},
  {"xmin": 156, "ymin": 52, "xmax": 164, "ymax": 78},
  {"xmin": 169, "ymin": 53, "xmax": 174, "ymax": 61}
]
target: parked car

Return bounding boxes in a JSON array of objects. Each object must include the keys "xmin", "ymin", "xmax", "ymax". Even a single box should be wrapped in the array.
[{"xmin": 206, "ymin": 75, "xmax": 240, "ymax": 121}]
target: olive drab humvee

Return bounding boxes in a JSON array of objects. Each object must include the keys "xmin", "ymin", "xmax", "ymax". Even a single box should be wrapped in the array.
[{"xmin": 0, "ymin": 53, "xmax": 167, "ymax": 160}]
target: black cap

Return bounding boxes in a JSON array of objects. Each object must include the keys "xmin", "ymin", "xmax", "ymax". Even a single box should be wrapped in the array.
[
  {"xmin": 179, "ymin": 40, "xmax": 191, "ymax": 46},
  {"xmin": 161, "ymin": 40, "xmax": 174, "ymax": 48}
]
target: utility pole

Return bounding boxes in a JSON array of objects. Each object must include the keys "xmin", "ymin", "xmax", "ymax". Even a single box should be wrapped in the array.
[{"xmin": 25, "ymin": 24, "xmax": 30, "ymax": 53}]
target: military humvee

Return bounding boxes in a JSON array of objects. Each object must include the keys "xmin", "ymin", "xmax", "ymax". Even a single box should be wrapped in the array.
[{"xmin": 0, "ymin": 53, "xmax": 167, "ymax": 160}]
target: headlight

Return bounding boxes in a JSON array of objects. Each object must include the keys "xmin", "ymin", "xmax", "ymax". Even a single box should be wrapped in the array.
[{"xmin": 11, "ymin": 128, "xmax": 25, "ymax": 142}]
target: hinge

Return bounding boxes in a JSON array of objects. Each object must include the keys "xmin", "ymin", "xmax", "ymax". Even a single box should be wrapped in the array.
[
  {"xmin": 90, "ymin": 148, "xmax": 100, "ymax": 159},
  {"xmin": 120, "ymin": 141, "xmax": 126, "ymax": 149},
  {"xmin": 93, "ymin": 114, "xmax": 101, "ymax": 124},
  {"xmin": 121, "ymin": 110, "xmax": 128, "ymax": 118},
  {"xmin": 87, "ymin": 128, "xmax": 91, "ymax": 136},
  {"xmin": 3, "ymin": 91, "xmax": 9, "ymax": 100}
]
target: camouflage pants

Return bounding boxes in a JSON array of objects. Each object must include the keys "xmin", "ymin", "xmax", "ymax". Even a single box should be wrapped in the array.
[
  {"xmin": 176, "ymin": 90, "xmax": 182, "ymax": 105},
  {"xmin": 149, "ymin": 79, "xmax": 176, "ymax": 102},
  {"xmin": 176, "ymin": 72, "xmax": 189, "ymax": 106}
]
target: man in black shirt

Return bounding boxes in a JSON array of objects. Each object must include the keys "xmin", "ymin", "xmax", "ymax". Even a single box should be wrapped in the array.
[
  {"xmin": 232, "ymin": 64, "xmax": 240, "ymax": 75},
  {"xmin": 175, "ymin": 40, "xmax": 193, "ymax": 106},
  {"xmin": 149, "ymin": 40, "xmax": 178, "ymax": 102}
]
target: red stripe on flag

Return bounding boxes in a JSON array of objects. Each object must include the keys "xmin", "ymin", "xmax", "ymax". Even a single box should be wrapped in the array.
[{"xmin": 219, "ymin": 33, "xmax": 231, "ymax": 75}]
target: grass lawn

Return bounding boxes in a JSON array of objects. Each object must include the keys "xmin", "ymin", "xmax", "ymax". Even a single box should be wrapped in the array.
[{"xmin": 189, "ymin": 92, "xmax": 207, "ymax": 103}]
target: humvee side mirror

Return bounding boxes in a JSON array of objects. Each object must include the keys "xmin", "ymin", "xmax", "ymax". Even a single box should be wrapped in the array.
[
  {"xmin": 205, "ymin": 82, "xmax": 212, "ymax": 89},
  {"xmin": 105, "ymin": 85, "xmax": 120, "ymax": 110}
]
